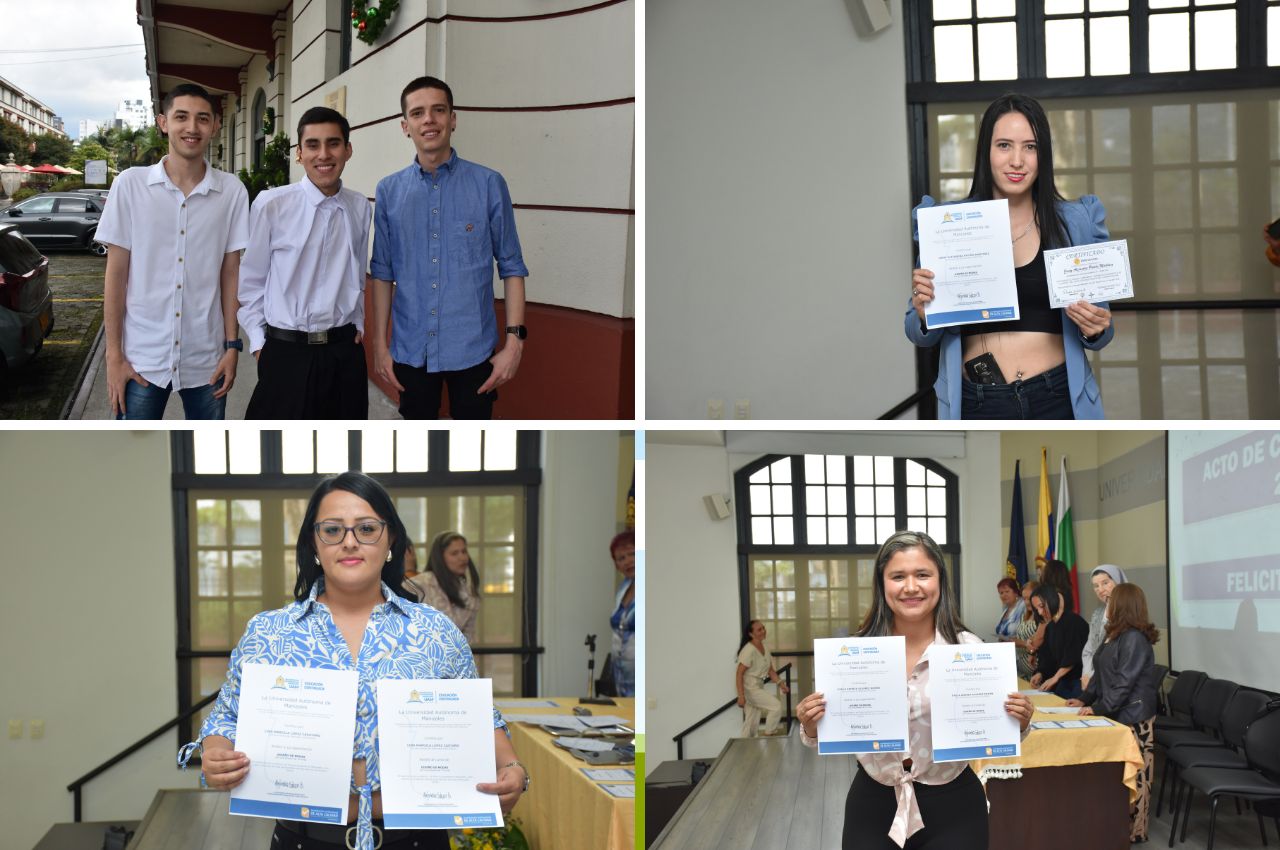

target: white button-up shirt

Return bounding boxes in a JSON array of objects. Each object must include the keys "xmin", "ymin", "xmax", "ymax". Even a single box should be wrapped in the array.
[
  {"xmin": 236, "ymin": 177, "xmax": 372, "ymax": 354},
  {"xmin": 95, "ymin": 157, "xmax": 249, "ymax": 389}
]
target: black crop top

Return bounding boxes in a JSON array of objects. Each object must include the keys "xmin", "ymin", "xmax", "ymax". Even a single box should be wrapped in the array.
[{"xmin": 960, "ymin": 248, "xmax": 1062, "ymax": 337}]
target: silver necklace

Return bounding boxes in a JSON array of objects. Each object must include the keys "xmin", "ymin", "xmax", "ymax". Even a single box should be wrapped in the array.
[{"xmin": 1012, "ymin": 217, "xmax": 1035, "ymax": 245}]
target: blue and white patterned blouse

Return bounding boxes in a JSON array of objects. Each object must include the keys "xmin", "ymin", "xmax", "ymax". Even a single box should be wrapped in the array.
[{"xmin": 178, "ymin": 578, "xmax": 506, "ymax": 849}]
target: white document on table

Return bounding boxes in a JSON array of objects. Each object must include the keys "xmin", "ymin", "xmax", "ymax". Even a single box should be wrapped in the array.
[
  {"xmin": 1044, "ymin": 239, "xmax": 1133, "ymax": 308},
  {"xmin": 1038, "ymin": 706, "xmax": 1083, "ymax": 714},
  {"xmin": 927, "ymin": 642, "xmax": 1020, "ymax": 762},
  {"xmin": 228, "ymin": 663, "xmax": 359, "ymax": 824},
  {"xmin": 916, "ymin": 199, "xmax": 1019, "ymax": 329},
  {"xmin": 599, "ymin": 783, "xmax": 636, "ymax": 798},
  {"xmin": 813, "ymin": 636, "xmax": 908, "ymax": 755},
  {"xmin": 376, "ymin": 678, "xmax": 502, "ymax": 830}
]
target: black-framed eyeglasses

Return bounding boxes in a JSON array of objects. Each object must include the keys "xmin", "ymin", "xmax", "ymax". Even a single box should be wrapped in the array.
[{"xmin": 314, "ymin": 520, "xmax": 387, "ymax": 545}]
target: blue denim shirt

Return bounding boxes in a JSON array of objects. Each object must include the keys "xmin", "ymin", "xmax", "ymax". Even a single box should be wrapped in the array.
[{"xmin": 370, "ymin": 151, "xmax": 529, "ymax": 372}]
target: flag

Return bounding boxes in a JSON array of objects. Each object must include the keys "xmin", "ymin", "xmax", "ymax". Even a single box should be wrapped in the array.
[
  {"xmin": 1036, "ymin": 447, "xmax": 1054, "ymax": 574},
  {"xmin": 1056, "ymin": 455, "xmax": 1080, "ymax": 612},
  {"xmin": 1006, "ymin": 459, "xmax": 1028, "ymax": 584}
]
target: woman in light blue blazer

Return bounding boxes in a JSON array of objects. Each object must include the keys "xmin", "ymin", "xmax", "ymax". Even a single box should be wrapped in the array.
[{"xmin": 905, "ymin": 94, "xmax": 1114, "ymax": 419}]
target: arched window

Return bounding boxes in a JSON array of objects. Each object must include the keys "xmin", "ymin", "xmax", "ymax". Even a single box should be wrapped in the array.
[
  {"xmin": 733, "ymin": 453, "xmax": 959, "ymax": 693},
  {"xmin": 251, "ymin": 88, "xmax": 266, "ymax": 170}
]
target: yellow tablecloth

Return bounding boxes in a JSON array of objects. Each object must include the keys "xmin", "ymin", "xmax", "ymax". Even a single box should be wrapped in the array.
[
  {"xmin": 502, "ymin": 697, "xmax": 635, "ymax": 850},
  {"xmin": 969, "ymin": 683, "xmax": 1143, "ymax": 803}
]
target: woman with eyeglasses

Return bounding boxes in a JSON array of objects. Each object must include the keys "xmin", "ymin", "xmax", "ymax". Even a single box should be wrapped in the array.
[
  {"xmin": 178, "ymin": 472, "xmax": 527, "ymax": 850},
  {"xmin": 408, "ymin": 531, "xmax": 482, "ymax": 643}
]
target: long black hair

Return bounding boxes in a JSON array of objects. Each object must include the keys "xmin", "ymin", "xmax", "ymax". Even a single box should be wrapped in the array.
[
  {"xmin": 1032, "ymin": 584, "xmax": 1063, "ymax": 620},
  {"xmin": 737, "ymin": 619, "xmax": 762, "ymax": 657},
  {"xmin": 293, "ymin": 471, "xmax": 415, "ymax": 602},
  {"xmin": 1039, "ymin": 558, "xmax": 1075, "ymax": 613},
  {"xmin": 857, "ymin": 530, "xmax": 969, "ymax": 644},
  {"xmin": 968, "ymin": 93, "xmax": 1069, "ymax": 250},
  {"xmin": 425, "ymin": 531, "xmax": 481, "ymax": 609}
]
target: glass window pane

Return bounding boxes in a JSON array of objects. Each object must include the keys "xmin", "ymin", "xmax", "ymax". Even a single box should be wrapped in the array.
[
  {"xmin": 926, "ymin": 470, "xmax": 944, "ymax": 486},
  {"xmin": 810, "ymin": 589, "xmax": 830, "ymax": 617},
  {"xmin": 396, "ymin": 432, "xmax": 429, "ymax": 472},
  {"xmin": 808, "ymin": 517, "xmax": 827, "ymax": 545},
  {"xmin": 809, "ymin": 561, "xmax": 829, "ymax": 588},
  {"xmin": 933, "ymin": 0, "xmax": 971, "ymax": 20},
  {"xmin": 1046, "ymin": 18, "xmax": 1086, "ymax": 77},
  {"xmin": 1092, "ymin": 173, "xmax": 1132, "ymax": 231},
  {"xmin": 773, "ymin": 484, "xmax": 793, "ymax": 515},
  {"xmin": 232, "ymin": 549, "xmax": 262, "ymax": 596},
  {"xmin": 481, "ymin": 596, "xmax": 515, "ymax": 643},
  {"xmin": 1270, "ymin": 7, "xmax": 1280, "ymax": 66},
  {"xmin": 928, "ymin": 517, "xmax": 948, "ymax": 545},
  {"xmin": 281, "ymin": 427, "xmax": 314, "ymax": 474},
  {"xmin": 450, "ymin": 431, "xmax": 482, "ymax": 472},
  {"xmin": 829, "ymin": 518, "xmax": 848, "ymax": 546},
  {"xmin": 807, "ymin": 485, "xmax": 827, "ymax": 515},
  {"xmin": 1049, "ymin": 110, "xmax": 1088, "ymax": 168},
  {"xmin": 777, "ymin": 591, "xmax": 796, "ymax": 620},
  {"xmin": 875, "ymin": 486, "xmax": 894, "ymax": 516},
  {"xmin": 771, "ymin": 458, "xmax": 792, "ymax": 484},
  {"xmin": 774, "ymin": 622, "xmax": 797, "ymax": 649},
  {"xmin": 1097, "ymin": 366, "xmax": 1140, "ymax": 418},
  {"xmin": 833, "ymin": 560, "xmax": 849, "ymax": 588},
  {"xmin": 1203, "ymin": 311, "xmax": 1244, "ymax": 358},
  {"xmin": 227, "ymin": 430, "xmax": 261, "ymax": 474},
  {"xmin": 316, "ymin": 429, "xmax": 348, "ymax": 473},
  {"xmin": 195, "ymin": 599, "xmax": 229, "ymax": 648},
  {"xmin": 856, "ymin": 516, "xmax": 877, "ymax": 545},
  {"xmin": 1154, "ymin": 234, "xmax": 1196, "ymax": 295},
  {"xmin": 977, "ymin": 22, "xmax": 1018, "ymax": 80},
  {"xmin": 749, "ymin": 466, "xmax": 770, "ymax": 484},
  {"xmin": 1194, "ymin": 10, "xmax": 1235, "ymax": 70},
  {"xmin": 877, "ymin": 517, "xmax": 899, "ymax": 544},
  {"xmin": 776, "ymin": 561, "xmax": 795, "ymax": 589},
  {"xmin": 1090, "ymin": 16, "xmax": 1130, "ymax": 76},
  {"xmin": 232, "ymin": 600, "xmax": 261, "ymax": 640},
  {"xmin": 483, "ymin": 431, "xmax": 517, "ymax": 470},
  {"xmin": 1200, "ymin": 233, "xmax": 1241, "ymax": 295},
  {"xmin": 1056, "ymin": 172, "xmax": 1090, "ymax": 200},
  {"xmin": 1154, "ymin": 169, "xmax": 1192, "ymax": 230},
  {"xmin": 855, "ymin": 485, "xmax": 875, "ymax": 515},
  {"xmin": 1098, "ymin": 312, "xmax": 1137, "ymax": 360},
  {"xmin": 939, "ymin": 178, "xmax": 970, "ymax": 201},
  {"xmin": 197, "ymin": 550, "xmax": 228, "ymax": 596},
  {"xmin": 1162, "ymin": 365, "xmax": 1203, "ymax": 418},
  {"xmin": 1204, "ymin": 365, "xmax": 1246, "ymax": 419},
  {"xmin": 908, "ymin": 486, "xmax": 927, "ymax": 515},
  {"xmin": 928, "ymin": 487, "xmax": 947, "ymax": 515},
  {"xmin": 1149, "ymin": 13, "xmax": 1191, "ymax": 73},
  {"xmin": 934, "ymin": 24, "xmax": 976, "ymax": 83},
  {"xmin": 197, "ymin": 499, "xmax": 227, "ymax": 546},
  {"xmin": 938, "ymin": 114, "xmax": 977, "ymax": 173},
  {"xmin": 804, "ymin": 454, "xmax": 825, "ymax": 484},
  {"xmin": 1197, "ymin": 102, "xmax": 1237, "ymax": 162},
  {"xmin": 231, "ymin": 499, "xmax": 261, "ymax": 545},
  {"xmin": 1044, "ymin": 0, "xmax": 1084, "ymax": 12},
  {"xmin": 1093, "ymin": 108, "xmax": 1131, "ymax": 167},
  {"xmin": 395, "ymin": 497, "xmax": 426, "ymax": 543},
  {"xmin": 826, "ymin": 456, "xmax": 846, "ymax": 485},
  {"xmin": 827, "ymin": 486, "xmax": 847, "ymax": 515},
  {"xmin": 1160, "ymin": 311, "xmax": 1200, "ymax": 359},
  {"xmin": 482, "ymin": 546, "xmax": 515, "ymax": 594},
  {"xmin": 1090, "ymin": 0, "xmax": 1128, "ymax": 10},
  {"xmin": 752, "ymin": 517, "xmax": 773, "ymax": 544},
  {"xmin": 193, "ymin": 431, "xmax": 227, "ymax": 475},
  {"xmin": 1199, "ymin": 168, "xmax": 1238, "ymax": 228},
  {"xmin": 853, "ymin": 456, "xmax": 873, "ymax": 484},
  {"xmin": 755, "ymin": 560, "xmax": 775, "ymax": 589},
  {"xmin": 774, "ymin": 517, "xmax": 794, "ymax": 546},
  {"xmin": 751, "ymin": 485, "xmax": 771, "ymax": 514},
  {"xmin": 449, "ymin": 495, "xmax": 482, "ymax": 541},
  {"xmin": 362, "ymin": 429, "xmax": 394, "ymax": 473},
  {"xmin": 906, "ymin": 461, "xmax": 925, "ymax": 486},
  {"xmin": 1153, "ymin": 104, "xmax": 1191, "ymax": 164},
  {"xmin": 874, "ymin": 456, "xmax": 894, "ymax": 482},
  {"xmin": 909, "ymin": 515, "xmax": 928, "ymax": 531},
  {"xmin": 483, "ymin": 495, "xmax": 516, "ymax": 542},
  {"xmin": 976, "ymin": 0, "xmax": 1014, "ymax": 15}
]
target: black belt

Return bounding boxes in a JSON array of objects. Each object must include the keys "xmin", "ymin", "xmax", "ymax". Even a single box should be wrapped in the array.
[
  {"xmin": 274, "ymin": 819, "xmax": 381, "ymax": 849},
  {"xmin": 264, "ymin": 323, "xmax": 358, "ymax": 345}
]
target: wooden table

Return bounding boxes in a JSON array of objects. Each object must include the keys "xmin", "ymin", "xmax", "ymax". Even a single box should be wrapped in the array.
[{"xmin": 502, "ymin": 697, "xmax": 636, "ymax": 850}]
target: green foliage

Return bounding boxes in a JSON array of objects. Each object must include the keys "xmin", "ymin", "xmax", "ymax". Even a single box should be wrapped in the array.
[
  {"xmin": 448, "ymin": 821, "xmax": 529, "ymax": 850},
  {"xmin": 9, "ymin": 186, "xmax": 39, "ymax": 203},
  {"xmin": 31, "ymin": 134, "xmax": 74, "ymax": 167},
  {"xmin": 0, "ymin": 117, "xmax": 29, "ymax": 165},
  {"xmin": 68, "ymin": 142, "xmax": 115, "ymax": 175},
  {"xmin": 351, "ymin": 0, "xmax": 401, "ymax": 44},
  {"xmin": 237, "ymin": 132, "xmax": 291, "ymax": 203},
  {"xmin": 49, "ymin": 176, "xmax": 114, "ymax": 193}
]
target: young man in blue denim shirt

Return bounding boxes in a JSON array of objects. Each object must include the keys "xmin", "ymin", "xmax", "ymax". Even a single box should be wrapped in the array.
[{"xmin": 369, "ymin": 77, "xmax": 529, "ymax": 419}]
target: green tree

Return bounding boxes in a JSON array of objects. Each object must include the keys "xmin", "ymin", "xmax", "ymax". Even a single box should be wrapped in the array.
[
  {"xmin": 68, "ymin": 141, "xmax": 115, "ymax": 175},
  {"xmin": 0, "ymin": 117, "xmax": 29, "ymax": 165},
  {"xmin": 30, "ymin": 133, "xmax": 74, "ymax": 166},
  {"xmin": 135, "ymin": 126, "xmax": 167, "ymax": 165}
]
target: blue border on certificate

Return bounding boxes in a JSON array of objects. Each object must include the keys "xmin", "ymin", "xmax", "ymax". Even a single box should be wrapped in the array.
[
  {"xmin": 926, "ymin": 306, "xmax": 1017, "ymax": 327},
  {"xmin": 817, "ymin": 739, "xmax": 906, "ymax": 755},
  {"xmin": 229, "ymin": 799, "xmax": 344, "ymax": 823},
  {"xmin": 934, "ymin": 743, "xmax": 1018, "ymax": 761},
  {"xmin": 383, "ymin": 813, "xmax": 502, "ymax": 828}
]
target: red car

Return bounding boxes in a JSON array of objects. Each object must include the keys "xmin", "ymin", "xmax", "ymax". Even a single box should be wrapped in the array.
[{"xmin": 0, "ymin": 223, "xmax": 54, "ymax": 379}]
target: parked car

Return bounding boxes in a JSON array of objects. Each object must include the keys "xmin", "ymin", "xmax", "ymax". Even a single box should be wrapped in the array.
[
  {"xmin": 0, "ymin": 223, "xmax": 54, "ymax": 380},
  {"xmin": 2, "ymin": 191, "xmax": 108, "ymax": 256}
]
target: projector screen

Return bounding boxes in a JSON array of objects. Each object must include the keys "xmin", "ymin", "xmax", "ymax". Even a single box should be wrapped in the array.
[{"xmin": 1167, "ymin": 430, "xmax": 1280, "ymax": 693}]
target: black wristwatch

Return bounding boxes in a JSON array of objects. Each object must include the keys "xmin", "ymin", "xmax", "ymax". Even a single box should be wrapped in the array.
[
  {"xmin": 506, "ymin": 325, "xmax": 527, "ymax": 340},
  {"xmin": 224, "ymin": 339, "xmax": 243, "ymax": 351}
]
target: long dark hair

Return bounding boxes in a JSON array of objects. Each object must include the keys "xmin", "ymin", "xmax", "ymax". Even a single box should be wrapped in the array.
[
  {"xmin": 968, "ymin": 93, "xmax": 1069, "ymax": 250},
  {"xmin": 737, "ymin": 619, "xmax": 762, "ymax": 656},
  {"xmin": 426, "ymin": 531, "xmax": 481, "ymax": 609},
  {"xmin": 857, "ymin": 530, "xmax": 968, "ymax": 644},
  {"xmin": 1031, "ymin": 584, "xmax": 1063, "ymax": 620},
  {"xmin": 293, "ymin": 471, "xmax": 414, "ymax": 602},
  {"xmin": 1039, "ymin": 558, "xmax": 1075, "ymax": 613},
  {"xmin": 1105, "ymin": 583, "xmax": 1160, "ymax": 645}
]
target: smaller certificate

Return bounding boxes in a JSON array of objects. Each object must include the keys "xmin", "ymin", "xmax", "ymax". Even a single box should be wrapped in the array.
[
  {"xmin": 377, "ymin": 678, "xmax": 503, "ymax": 830},
  {"xmin": 229, "ymin": 663, "xmax": 359, "ymax": 824},
  {"xmin": 1043, "ymin": 239, "xmax": 1134, "ymax": 308},
  {"xmin": 926, "ymin": 642, "xmax": 1020, "ymax": 762},
  {"xmin": 813, "ymin": 636, "xmax": 908, "ymax": 755}
]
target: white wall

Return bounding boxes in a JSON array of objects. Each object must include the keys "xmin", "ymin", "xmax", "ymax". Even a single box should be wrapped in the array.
[
  {"xmin": 645, "ymin": 431, "xmax": 1010, "ymax": 771},
  {"xmin": 647, "ymin": 0, "xmax": 917, "ymax": 419}
]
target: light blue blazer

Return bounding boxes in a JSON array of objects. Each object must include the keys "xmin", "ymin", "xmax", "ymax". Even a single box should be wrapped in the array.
[{"xmin": 904, "ymin": 195, "xmax": 1115, "ymax": 420}]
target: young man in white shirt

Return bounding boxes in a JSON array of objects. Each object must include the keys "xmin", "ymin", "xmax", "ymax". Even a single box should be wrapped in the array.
[
  {"xmin": 97, "ymin": 83, "xmax": 249, "ymax": 419},
  {"xmin": 238, "ymin": 106, "xmax": 372, "ymax": 418}
]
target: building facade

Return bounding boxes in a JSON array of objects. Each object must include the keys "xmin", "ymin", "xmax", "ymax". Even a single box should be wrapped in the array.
[{"xmin": 0, "ymin": 74, "xmax": 66, "ymax": 137}]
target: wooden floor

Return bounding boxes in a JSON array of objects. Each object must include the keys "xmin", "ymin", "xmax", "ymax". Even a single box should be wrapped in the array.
[{"xmin": 130, "ymin": 789, "xmax": 273, "ymax": 850}]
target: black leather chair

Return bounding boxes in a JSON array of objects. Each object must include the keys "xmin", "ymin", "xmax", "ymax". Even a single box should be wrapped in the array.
[
  {"xmin": 1157, "ymin": 670, "xmax": 1207, "ymax": 734},
  {"xmin": 1163, "ymin": 689, "xmax": 1271, "ymax": 826},
  {"xmin": 1155, "ymin": 677, "xmax": 1239, "ymax": 818},
  {"xmin": 1170, "ymin": 702, "xmax": 1280, "ymax": 849},
  {"xmin": 1153, "ymin": 664, "xmax": 1170, "ymax": 715}
]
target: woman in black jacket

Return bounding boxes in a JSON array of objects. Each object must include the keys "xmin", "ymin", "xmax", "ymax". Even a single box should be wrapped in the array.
[
  {"xmin": 1066, "ymin": 583, "xmax": 1160, "ymax": 843},
  {"xmin": 1028, "ymin": 584, "xmax": 1089, "ymax": 699}
]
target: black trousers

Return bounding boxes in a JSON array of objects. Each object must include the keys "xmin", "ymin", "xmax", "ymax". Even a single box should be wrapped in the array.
[
  {"xmin": 843, "ymin": 767, "xmax": 988, "ymax": 850},
  {"xmin": 246, "ymin": 334, "xmax": 368, "ymax": 420},
  {"xmin": 270, "ymin": 821, "xmax": 449, "ymax": 850},
  {"xmin": 393, "ymin": 356, "xmax": 496, "ymax": 420}
]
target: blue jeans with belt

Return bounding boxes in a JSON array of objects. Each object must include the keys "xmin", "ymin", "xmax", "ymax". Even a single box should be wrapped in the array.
[{"xmin": 960, "ymin": 362, "xmax": 1074, "ymax": 420}]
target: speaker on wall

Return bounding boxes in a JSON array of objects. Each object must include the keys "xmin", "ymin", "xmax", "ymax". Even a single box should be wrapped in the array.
[{"xmin": 703, "ymin": 493, "xmax": 731, "ymax": 521}]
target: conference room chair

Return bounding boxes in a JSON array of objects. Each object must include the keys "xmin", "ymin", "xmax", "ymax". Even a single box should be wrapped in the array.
[
  {"xmin": 1168, "ymin": 702, "xmax": 1280, "ymax": 850},
  {"xmin": 1154, "ymin": 664, "xmax": 1170, "ymax": 716},
  {"xmin": 1156, "ymin": 678, "xmax": 1240, "ymax": 817},
  {"xmin": 1161, "ymin": 689, "xmax": 1271, "ymax": 825},
  {"xmin": 1158, "ymin": 670, "xmax": 1208, "ymax": 734}
]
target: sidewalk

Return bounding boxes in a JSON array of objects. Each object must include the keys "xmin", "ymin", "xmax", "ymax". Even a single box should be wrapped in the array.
[{"xmin": 71, "ymin": 329, "xmax": 401, "ymax": 419}]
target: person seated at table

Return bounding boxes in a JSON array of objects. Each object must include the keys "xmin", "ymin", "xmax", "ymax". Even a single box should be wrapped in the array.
[
  {"xmin": 1065, "ymin": 583, "xmax": 1159, "ymax": 844},
  {"xmin": 1038, "ymin": 558, "xmax": 1076, "ymax": 613},
  {"xmin": 736, "ymin": 620, "xmax": 790, "ymax": 737},
  {"xmin": 1081, "ymin": 564, "xmax": 1126, "ymax": 689},
  {"xmin": 1028, "ymin": 584, "xmax": 1088, "ymax": 699},
  {"xmin": 994, "ymin": 577, "xmax": 1026, "ymax": 644},
  {"xmin": 1013, "ymin": 579, "xmax": 1041, "ymax": 679}
]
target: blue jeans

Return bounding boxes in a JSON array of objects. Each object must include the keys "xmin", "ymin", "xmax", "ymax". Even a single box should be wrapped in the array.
[
  {"xmin": 116, "ymin": 378, "xmax": 226, "ymax": 420},
  {"xmin": 960, "ymin": 362, "xmax": 1074, "ymax": 420}
]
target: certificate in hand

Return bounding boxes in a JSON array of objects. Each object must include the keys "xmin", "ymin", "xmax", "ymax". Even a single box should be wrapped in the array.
[
  {"xmin": 229, "ymin": 663, "xmax": 359, "ymax": 824},
  {"xmin": 916, "ymin": 199, "xmax": 1019, "ymax": 329},
  {"xmin": 376, "ymin": 678, "xmax": 503, "ymax": 829},
  {"xmin": 813, "ymin": 636, "xmax": 908, "ymax": 755},
  {"xmin": 1044, "ymin": 239, "xmax": 1133, "ymax": 308},
  {"xmin": 926, "ymin": 642, "xmax": 1020, "ymax": 762}
]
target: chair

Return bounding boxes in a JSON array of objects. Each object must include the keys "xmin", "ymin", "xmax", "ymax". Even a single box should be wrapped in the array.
[
  {"xmin": 1153, "ymin": 664, "xmax": 1170, "ymax": 716},
  {"xmin": 1171, "ymin": 702, "xmax": 1280, "ymax": 849},
  {"xmin": 1155, "ymin": 678, "xmax": 1239, "ymax": 817},
  {"xmin": 1163, "ymin": 689, "xmax": 1271, "ymax": 828},
  {"xmin": 1157, "ymin": 670, "xmax": 1207, "ymax": 734}
]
